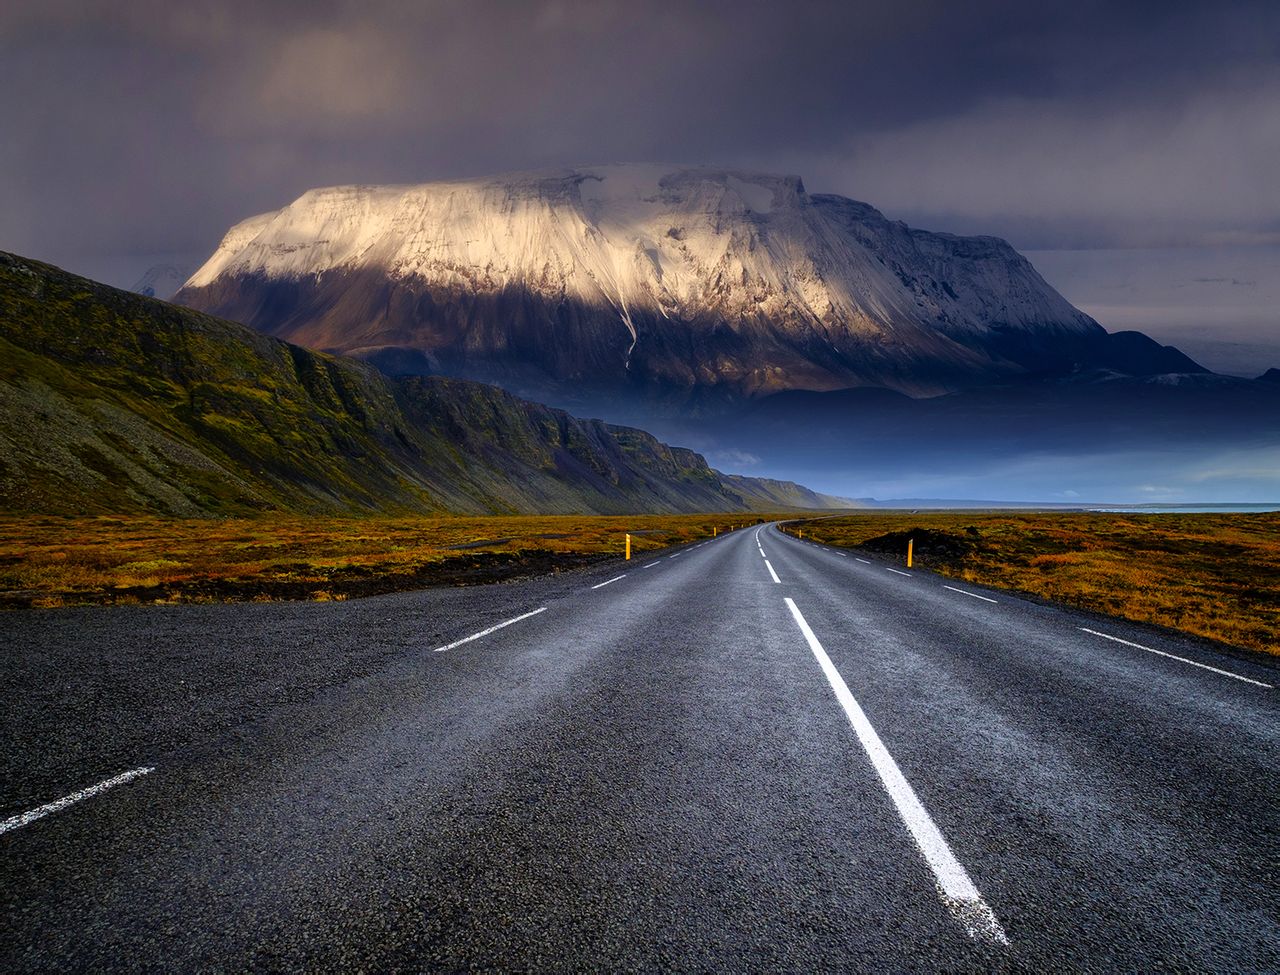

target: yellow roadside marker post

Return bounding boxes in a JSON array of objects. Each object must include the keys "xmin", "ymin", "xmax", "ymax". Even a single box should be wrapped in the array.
[
  {"xmin": 907, "ymin": 538, "xmax": 914, "ymax": 568},
  {"xmin": 626, "ymin": 533, "xmax": 631, "ymax": 560}
]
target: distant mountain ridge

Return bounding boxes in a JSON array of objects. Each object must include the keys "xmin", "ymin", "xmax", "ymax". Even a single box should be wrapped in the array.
[
  {"xmin": 175, "ymin": 164, "xmax": 1202, "ymax": 412},
  {"xmin": 130, "ymin": 264, "xmax": 192, "ymax": 300},
  {"xmin": 0, "ymin": 251, "xmax": 839, "ymax": 517},
  {"xmin": 717, "ymin": 474, "xmax": 862, "ymax": 511},
  {"xmin": 684, "ymin": 366, "xmax": 1280, "ymax": 503}
]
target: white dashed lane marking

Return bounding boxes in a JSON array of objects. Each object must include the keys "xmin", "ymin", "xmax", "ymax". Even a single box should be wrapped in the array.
[
  {"xmin": 943, "ymin": 586, "xmax": 997, "ymax": 604},
  {"xmin": 1080, "ymin": 627, "xmax": 1272, "ymax": 688},
  {"xmin": 591, "ymin": 575, "xmax": 627, "ymax": 590},
  {"xmin": 433, "ymin": 607, "xmax": 548, "ymax": 652},
  {"xmin": 0, "ymin": 767, "xmax": 155, "ymax": 836}
]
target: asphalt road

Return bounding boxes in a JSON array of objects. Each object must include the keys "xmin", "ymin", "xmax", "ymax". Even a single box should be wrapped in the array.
[{"xmin": 2, "ymin": 523, "xmax": 1277, "ymax": 971}]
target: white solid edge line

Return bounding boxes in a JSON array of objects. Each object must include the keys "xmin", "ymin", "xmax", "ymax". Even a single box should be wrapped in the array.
[
  {"xmin": 943, "ymin": 585, "xmax": 998, "ymax": 604},
  {"xmin": 643, "ymin": 561, "xmax": 660, "ymax": 568},
  {"xmin": 1079, "ymin": 627, "xmax": 1273, "ymax": 688},
  {"xmin": 855, "ymin": 558, "xmax": 872, "ymax": 564},
  {"xmin": 0, "ymin": 766, "xmax": 155, "ymax": 836},
  {"xmin": 783, "ymin": 598, "xmax": 1008, "ymax": 946},
  {"xmin": 591, "ymin": 574, "xmax": 627, "ymax": 590},
  {"xmin": 886, "ymin": 567, "xmax": 912, "ymax": 577},
  {"xmin": 433, "ymin": 606, "xmax": 548, "ymax": 652},
  {"xmin": 764, "ymin": 559, "xmax": 781, "ymax": 584}
]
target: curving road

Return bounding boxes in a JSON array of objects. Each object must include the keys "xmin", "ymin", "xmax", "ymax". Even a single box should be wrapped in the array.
[{"xmin": 2, "ymin": 523, "xmax": 1277, "ymax": 971}]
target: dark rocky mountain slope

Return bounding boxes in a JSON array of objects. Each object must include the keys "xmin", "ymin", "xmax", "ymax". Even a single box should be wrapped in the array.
[
  {"xmin": 175, "ymin": 165, "xmax": 1202, "ymax": 415},
  {"xmin": 0, "ymin": 252, "xmax": 835, "ymax": 516}
]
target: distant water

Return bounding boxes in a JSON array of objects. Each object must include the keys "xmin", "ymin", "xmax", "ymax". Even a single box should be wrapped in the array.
[
  {"xmin": 1084, "ymin": 504, "xmax": 1279, "ymax": 513},
  {"xmin": 870, "ymin": 500, "xmax": 1280, "ymax": 513}
]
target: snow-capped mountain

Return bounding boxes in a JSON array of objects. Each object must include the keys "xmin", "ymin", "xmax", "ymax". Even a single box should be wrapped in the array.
[
  {"xmin": 130, "ymin": 263, "xmax": 192, "ymax": 300},
  {"xmin": 176, "ymin": 165, "xmax": 1199, "ymax": 406}
]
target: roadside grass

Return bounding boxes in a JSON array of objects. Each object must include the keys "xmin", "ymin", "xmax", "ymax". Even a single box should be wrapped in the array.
[
  {"xmin": 0, "ymin": 513, "xmax": 771, "ymax": 607},
  {"xmin": 6, "ymin": 511, "xmax": 1276, "ymax": 658},
  {"xmin": 785, "ymin": 512, "xmax": 1280, "ymax": 657}
]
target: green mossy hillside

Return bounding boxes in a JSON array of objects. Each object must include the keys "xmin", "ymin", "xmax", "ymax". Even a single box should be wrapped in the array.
[{"xmin": 0, "ymin": 251, "xmax": 779, "ymax": 516}]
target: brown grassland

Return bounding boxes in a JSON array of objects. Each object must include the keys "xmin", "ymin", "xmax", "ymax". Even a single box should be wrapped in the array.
[
  {"xmin": 2, "ymin": 511, "xmax": 1276, "ymax": 658},
  {"xmin": 785, "ymin": 511, "xmax": 1279, "ymax": 657},
  {"xmin": 0, "ymin": 513, "xmax": 770, "ymax": 608}
]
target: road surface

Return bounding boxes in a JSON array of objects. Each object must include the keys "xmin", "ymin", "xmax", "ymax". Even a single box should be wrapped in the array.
[{"xmin": 2, "ymin": 523, "xmax": 1277, "ymax": 971}]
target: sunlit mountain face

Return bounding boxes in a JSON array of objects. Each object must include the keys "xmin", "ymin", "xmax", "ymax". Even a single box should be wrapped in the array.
[
  {"xmin": 174, "ymin": 165, "xmax": 1277, "ymax": 505},
  {"xmin": 174, "ymin": 165, "xmax": 1200, "ymax": 404}
]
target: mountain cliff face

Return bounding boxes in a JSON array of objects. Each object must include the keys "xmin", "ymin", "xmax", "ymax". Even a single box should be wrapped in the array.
[
  {"xmin": 176, "ymin": 165, "xmax": 1195, "ymax": 409},
  {"xmin": 0, "ymin": 251, "xmax": 835, "ymax": 517},
  {"xmin": 716, "ymin": 474, "xmax": 863, "ymax": 511}
]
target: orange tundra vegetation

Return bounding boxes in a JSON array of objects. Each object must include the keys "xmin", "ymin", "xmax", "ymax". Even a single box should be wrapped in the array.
[
  {"xmin": 0, "ymin": 513, "xmax": 770, "ymax": 608},
  {"xmin": 3, "ymin": 511, "xmax": 1276, "ymax": 658},
  {"xmin": 785, "ymin": 512, "xmax": 1280, "ymax": 657}
]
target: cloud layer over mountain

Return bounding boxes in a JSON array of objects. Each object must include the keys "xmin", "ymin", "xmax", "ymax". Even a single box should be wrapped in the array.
[{"xmin": 3, "ymin": 0, "xmax": 1278, "ymax": 283}]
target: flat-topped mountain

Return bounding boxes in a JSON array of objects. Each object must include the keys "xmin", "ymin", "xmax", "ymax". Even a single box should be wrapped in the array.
[{"xmin": 176, "ymin": 165, "xmax": 1199, "ymax": 410}]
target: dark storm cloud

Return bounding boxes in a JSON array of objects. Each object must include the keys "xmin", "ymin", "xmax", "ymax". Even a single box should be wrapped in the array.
[{"xmin": 3, "ymin": 0, "xmax": 1279, "ymax": 279}]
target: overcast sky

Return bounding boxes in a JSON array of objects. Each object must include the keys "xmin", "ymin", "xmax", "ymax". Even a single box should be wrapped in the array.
[{"xmin": 3, "ymin": 0, "xmax": 1279, "ymax": 286}]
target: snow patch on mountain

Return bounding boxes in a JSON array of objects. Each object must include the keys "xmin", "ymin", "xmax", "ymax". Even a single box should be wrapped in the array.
[
  {"xmin": 180, "ymin": 164, "xmax": 1110, "ymax": 399},
  {"xmin": 187, "ymin": 165, "xmax": 1088, "ymax": 341}
]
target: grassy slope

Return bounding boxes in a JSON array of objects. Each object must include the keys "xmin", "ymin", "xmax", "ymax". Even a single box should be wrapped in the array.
[
  {"xmin": 786, "ymin": 512, "xmax": 1280, "ymax": 656},
  {"xmin": 0, "ymin": 251, "xmax": 771, "ymax": 517}
]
